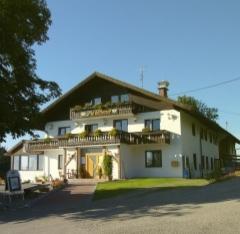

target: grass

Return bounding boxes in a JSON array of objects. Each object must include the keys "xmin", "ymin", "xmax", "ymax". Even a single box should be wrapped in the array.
[{"xmin": 94, "ymin": 178, "xmax": 212, "ymax": 200}]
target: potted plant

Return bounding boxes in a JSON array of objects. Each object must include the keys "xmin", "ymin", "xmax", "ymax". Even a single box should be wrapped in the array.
[
  {"xmin": 44, "ymin": 137, "xmax": 51, "ymax": 143},
  {"xmin": 142, "ymin": 127, "xmax": 151, "ymax": 133},
  {"xmin": 109, "ymin": 128, "xmax": 118, "ymax": 137},
  {"xmin": 65, "ymin": 132, "xmax": 74, "ymax": 139},
  {"xmin": 79, "ymin": 131, "xmax": 88, "ymax": 138},
  {"xmin": 94, "ymin": 129, "xmax": 102, "ymax": 137},
  {"xmin": 103, "ymin": 154, "xmax": 112, "ymax": 181}
]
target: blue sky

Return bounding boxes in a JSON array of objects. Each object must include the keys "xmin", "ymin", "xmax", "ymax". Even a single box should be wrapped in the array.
[{"xmin": 3, "ymin": 0, "xmax": 240, "ymax": 149}]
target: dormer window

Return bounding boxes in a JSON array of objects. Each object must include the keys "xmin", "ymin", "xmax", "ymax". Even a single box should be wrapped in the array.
[
  {"xmin": 111, "ymin": 95, "xmax": 119, "ymax": 103},
  {"xmin": 93, "ymin": 97, "xmax": 101, "ymax": 105},
  {"xmin": 120, "ymin": 94, "xmax": 129, "ymax": 103}
]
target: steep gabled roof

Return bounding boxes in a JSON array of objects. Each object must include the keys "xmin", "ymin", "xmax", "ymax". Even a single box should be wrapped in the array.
[{"xmin": 41, "ymin": 71, "xmax": 239, "ymax": 143}]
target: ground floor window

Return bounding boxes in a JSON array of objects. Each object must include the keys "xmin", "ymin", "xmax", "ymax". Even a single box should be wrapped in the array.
[
  {"xmin": 206, "ymin": 156, "xmax": 209, "ymax": 170},
  {"xmin": 201, "ymin": 156, "xmax": 205, "ymax": 169},
  {"xmin": 210, "ymin": 157, "xmax": 214, "ymax": 170},
  {"xmin": 58, "ymin": 155, "xmax": 63, "ymax": 169},
  {"xmin": 13, "ymin": 155, "xmax": 20, "ymax": 170},
  {"xmin": 145, "ymin": 150, "xmax": 162, "ymax": 168},
  {"xmin": 12, "ymin": 155, "xmax": 44, "ymax": 171}
]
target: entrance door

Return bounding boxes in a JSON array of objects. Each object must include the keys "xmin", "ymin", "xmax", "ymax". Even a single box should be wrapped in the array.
[
  {"xmin": 86, "ymin": 153, "xmax": 103, "ymax": 178},
  {"xmin": 86, "ymin": 156, "xmax": 94, "ymax": 178}
]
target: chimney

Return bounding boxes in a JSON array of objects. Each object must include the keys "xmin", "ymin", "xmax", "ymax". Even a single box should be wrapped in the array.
[{"xmin": 158, "ymin": 80, "xmax": 169, "ymax": 97}]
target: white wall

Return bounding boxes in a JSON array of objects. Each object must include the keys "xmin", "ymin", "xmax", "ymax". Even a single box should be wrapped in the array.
[
  {"xmin": 180, "ymin": 111, "xmax": 219, "ymax": 177},
  {"xmin": 44, "ymin": 149, "xmax": 64, "ymax": 179},
  {"xmin": 19, "ymin": 171, "xmax": 45, "ymax": 183},
  {"xmin": 120, "ymin": 138, "xmax": 183, "ymax": 178},
  {"xmin": 45, "ymin": 109, "xmax": 182, "ymax": 137}
]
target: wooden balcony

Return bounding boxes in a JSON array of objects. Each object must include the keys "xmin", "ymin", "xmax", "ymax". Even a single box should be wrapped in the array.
[
  {"xmin": 70, "ymin": 103, "xmax": 135, "ymax": 120},
  {"xmin": 25, "ymin": 131, "xmax": 170, "ymax": 151}
]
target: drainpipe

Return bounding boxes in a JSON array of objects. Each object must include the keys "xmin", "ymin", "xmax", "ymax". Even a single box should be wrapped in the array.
[{"xmin": 200, "ymin": 137, "xmax": 203, "ymax": 178}]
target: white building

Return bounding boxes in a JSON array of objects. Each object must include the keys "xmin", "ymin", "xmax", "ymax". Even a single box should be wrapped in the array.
[{"xmin": 7, "ymin": 72, "xmax": 239, "ymax": 182}]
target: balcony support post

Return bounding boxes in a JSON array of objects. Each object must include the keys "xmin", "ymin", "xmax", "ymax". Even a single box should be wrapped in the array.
[{"xmin": 63, "ymin": 148, "xmax": 67, "ymax": 178}]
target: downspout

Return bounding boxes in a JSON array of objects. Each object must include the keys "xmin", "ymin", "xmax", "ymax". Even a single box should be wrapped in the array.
[{"xmin": 200, "ymin": 136, "xmax": 203, "ymax": 178}]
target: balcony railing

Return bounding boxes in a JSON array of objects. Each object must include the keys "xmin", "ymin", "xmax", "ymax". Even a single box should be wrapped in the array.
[
  {"xmin": 25, "ymin": 131, "xmax": 170, "ymax": 151},
  {"xmin": 70, "ymin": 103, "xmax": 134, "ymax": 120}
]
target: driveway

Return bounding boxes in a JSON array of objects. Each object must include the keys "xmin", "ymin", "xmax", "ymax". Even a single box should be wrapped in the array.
[{"xmin": 0, "ymin": 177, "xmax": 240, "ymax": 234}]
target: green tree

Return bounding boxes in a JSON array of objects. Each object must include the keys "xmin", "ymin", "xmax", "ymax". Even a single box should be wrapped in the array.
[
  {"xmin": 0, "ymin": 147, "xmax": 10, "ymax": 179},
  {"xmin": 177, "ymin": 95, "xmax": 218, "ymax": 121},
  {"xmin": 0, "ymin": 0, "xmax": 61, "ymax": 142}
]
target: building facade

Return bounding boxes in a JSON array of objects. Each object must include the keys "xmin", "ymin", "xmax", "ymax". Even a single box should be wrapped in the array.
[{"xmin": 7, "ymin": 72, "xmax": 239, "ymax": 182}]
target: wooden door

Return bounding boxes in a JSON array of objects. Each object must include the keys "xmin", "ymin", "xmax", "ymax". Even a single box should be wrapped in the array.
[
  {"xmin": 86, "ymin": 156, "xmax": 94, "ymax": 178},
  {"xmin": 86, "ymin": 153, "xmax": 102, "ymax": 178}
]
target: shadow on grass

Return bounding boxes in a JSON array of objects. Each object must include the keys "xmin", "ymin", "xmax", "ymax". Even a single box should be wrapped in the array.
[{"xmin": 0, "ymin": 177, "xmax": 240, "ymax": 224}]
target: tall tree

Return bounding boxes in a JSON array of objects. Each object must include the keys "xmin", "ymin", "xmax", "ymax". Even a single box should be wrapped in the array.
[
  {"xmin": 0, "ymin": 147, "xmax": 9, "ymax": 178},
  {"xmin": 0, "ymin": 0, "xmax": 61, "ymax": 142},
  {"xmin": 177, "ymin": 95, "xmax": 219, "ymax": 121}
]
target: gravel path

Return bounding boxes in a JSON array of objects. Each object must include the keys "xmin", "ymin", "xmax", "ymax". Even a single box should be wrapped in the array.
[{"xmin": 0, "ymin": 177, "xmax": 240, "ymax": 234}]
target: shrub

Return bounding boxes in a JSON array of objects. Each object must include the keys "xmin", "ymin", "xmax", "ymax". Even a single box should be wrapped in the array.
[
  {"xmin": 98, "ymin": 166, "xmax": 103, "ymax": 179},
  {"xmin": 206, "ymin": 168, "xmax": 222, "ymax": 180},
  {"xmin": 103, "ymin": 154, "xmax": 112, "ymax": 180}
]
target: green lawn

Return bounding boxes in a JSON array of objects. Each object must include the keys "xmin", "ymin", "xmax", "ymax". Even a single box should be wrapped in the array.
[{"xmin": 94, "ymin": 178, "xmax": 212, "ymax": 200}]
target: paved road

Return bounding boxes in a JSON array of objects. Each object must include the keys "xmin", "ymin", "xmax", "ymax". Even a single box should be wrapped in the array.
[{"xmin": 0, "ymin": 178, "xmax": 240, "ymax": 234}]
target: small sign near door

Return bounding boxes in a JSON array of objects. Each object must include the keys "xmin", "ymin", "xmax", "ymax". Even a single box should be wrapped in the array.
[{"xmin": 6, "ymin": 170, "xmax": 22, "ymax": 192}]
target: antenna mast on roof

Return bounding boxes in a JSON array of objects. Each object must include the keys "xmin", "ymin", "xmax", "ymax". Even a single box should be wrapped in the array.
[
  {"xmin": 225, "ymin": 121, "xmax": 228, "ymax": 130},
  {"xmin": 140, "ymin": 66, "xmax": 145, "ymax": 88}
]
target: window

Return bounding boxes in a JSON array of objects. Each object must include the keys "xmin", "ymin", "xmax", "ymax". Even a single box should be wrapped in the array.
[
  {"xmin": 145, "ymin": 119, "xmax": 160, "ymax": 131},
  {"xmin": 111, "ymin": 95, "xmax": 119, "ymax": 103},
  {"xmin": 204, "ymin": 129, "xmax": 208, "ymax": 141},
  {"xmin": 120, "ymin": 94, "xmax": 129, "ymax": 103},
  {"xmin": 21, "ymin": 156, "xmax": 29, "ymax": 170},
  {"xmin": 13, "ymin": 156, "xmax": 20, "ymax": 170},
  {"xmin": 210, "ymin": 157, "xmax": 213, "ymax": 170},
  {"xmin": 85, "ymin": 124, "xmax": 98, "ymax": 133},
  {"xmin": 58, "ymin": 126, "xmax": 71, "ymax": 136},
  {"xmin": 193, "ymin": 154, "xmax": 197, "ymax": 170},
  {"xmin": 214, "ymin": 158, "xmax": 219, "ymax": 169},
  {"xmin": 206, "ymin": 156, "xmax": 209, "ymax": 170},
  {"xmin": 192, "ymin": 124, "xmax": 196, "ymax": 136},
  {"xmin": 201, "ymin": 156, "xmax": 205, "ymax": 169},
  {"xmin": 209, "ymin": 133, "xmax": 213, "ymax": 143},
  {"xmin": 200, "ymin": 128, "xmax": 203, "ymax": 139},
  {"xmin": 145, "ymin": 151, "xmax": 162, "ymax": 168},
  {"xmin": 37, "ymin": 155, "xmax": 44, "ymax": 170},
  {"xmin": 93, "ymin": 97, "xmax": 101, "ymax": 105},
  {"xmin": 186, "ymin": 156, "xmax": 190, "ymax": 169},
  {"xmin": 29, "ymin": 155, "xmax": 37, "ymax": 171},
  {"xmin": 12, "ymin": 155, "xmax": 43, "ymax": 171},
  {"xmin": 114, "ymin": 119, "xmax": 128, "ymax": 132},
  {"xmin": 58, "ymin": 155, "xmax": 63, "ymax": 170}
]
